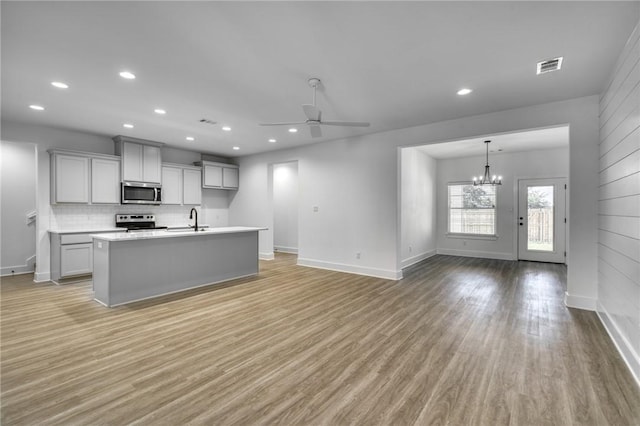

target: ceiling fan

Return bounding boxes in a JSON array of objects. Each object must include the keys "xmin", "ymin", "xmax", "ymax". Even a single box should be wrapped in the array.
[{"xmin": 259, "ymin": 78, "xmax": 370, "ymax": 138}]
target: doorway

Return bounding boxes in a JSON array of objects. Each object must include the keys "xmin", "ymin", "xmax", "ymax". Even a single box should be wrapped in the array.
[
  {"xmin": 272, "ymin": 162, "xmax": 299, "ymax": 256},
  {"xmin": 517, "ymin": 178, "xmax": 566, "ymax": 263}
]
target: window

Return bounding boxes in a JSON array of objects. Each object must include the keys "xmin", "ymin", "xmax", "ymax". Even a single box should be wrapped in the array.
[{"xmin": 448, "ymin": 183, "xmax": 497, "ymax": 235}]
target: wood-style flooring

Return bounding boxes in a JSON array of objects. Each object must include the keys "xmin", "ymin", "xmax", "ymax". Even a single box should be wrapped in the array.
[{"xmin": 1, "ymin": 254, "xmax": 639, "ymax": 425}]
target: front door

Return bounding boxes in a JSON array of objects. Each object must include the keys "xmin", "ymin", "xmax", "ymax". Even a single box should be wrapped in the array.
[{"xmin": 517, "ymin": 178, "xmax": 566, "ymax": 263}]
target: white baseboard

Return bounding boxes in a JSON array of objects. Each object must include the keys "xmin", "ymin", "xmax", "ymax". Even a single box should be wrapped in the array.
[
  {"xmin": 297, "ymin": 257, "xmax": 402, "ymax": 280},
  {"xmin": 34, "ymin": 271, "xmax": 51, "ymax": 283},
  {"xmin": 436, "ymin": 248, "xmax": 514, "ymax": 261},
  {"xmin": 596, "ymin": 301, "xmax": 640, "ymax": 388},
  {"xmin": 259, "ymin": 252, "xmax": 274, "ymax": 261},
  {"xmin": 564, "ymin": 291, "xmax": 597, "ymax": 311},
  {"xmin": 274, "ymin": 246, "xmax": 298, "ymax": 255},
  {"xmin": 1, "ymin": 263, "xmax": 35, "ymax": 277},
  {"xmin": 401, "ymin": 249, "xmax": 436, "ymax": 269}
]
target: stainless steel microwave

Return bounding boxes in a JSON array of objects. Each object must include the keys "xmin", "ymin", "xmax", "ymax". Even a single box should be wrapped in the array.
[{"xmin": 121, "ymin": 181, "xmax": 162, "ymax": 205}]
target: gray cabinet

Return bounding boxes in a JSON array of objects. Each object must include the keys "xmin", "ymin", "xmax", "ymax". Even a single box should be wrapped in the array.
[
  {"xmin": 49, "ymin": 150, "xmax": 121, "ymax": 205},
  {"xmin": 161, "ymin": 165, "xmax": 183, "ymax": 205},
  {"xmin": 196, "ymin": 161, "xmax": 239, "ymax": 190},
  {"xmin": 183, "ymin": 168, "xmax": 202, "ymax": 205},
  {"xmin": 60, "ymin": 242, "xmax": 93, "ymax": 277},
  {"xmin": 49, "ymin": 232, "xmax": 96, "ymax": 282},
  {"xmin": 113, "ymin": 136, "xmax": 163, "ymax": 183},
  {"xmin": 91, "ymin": 158, "xmax": 120, "ymax": 204},
  {"xmin": 51, "ymin": 153, "xmax": 90, "ymax": 203},
  {"xmin": 162, "ymin": 163, "xmax": 202, "ymax": 205}
]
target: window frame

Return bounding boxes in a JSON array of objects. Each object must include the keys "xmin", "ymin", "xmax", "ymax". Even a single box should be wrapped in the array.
[{"xmin": 446, "ymin": 181, "xmax": 499, "ymax": 239}]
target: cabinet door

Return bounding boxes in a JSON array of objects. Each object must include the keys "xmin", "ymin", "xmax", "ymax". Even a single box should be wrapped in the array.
[
  {"xmin": 222, "ymin": 167, "xmax": 239, "ymax": 189},
  {"xmin": 61, "ymin": 243, "xmax": 92, "ymax": 277},
  {"xmin": 203, "ymin": 164, "xmax": 222, "ymax": 187},
  {"xmin": 91, "ymin": 158, "xmax": 120, "ymax": 204},
  {"xmin": 143, "ymin": 145, "xmax": 162, "ymax": 183},
  {"xmin": 54, "ymin": 154, "xmax": 90, "ymax": 203},
  {"xmin": 122, "ymin": 142, "xmax": 143, "ymax": 182},
  {"xmin": 183, "ymin": 169, "xmax": 202, "ymax": 205},
  {"xmin": 161, "ymin": 166, "xmax": 183, "ymax": 205}
]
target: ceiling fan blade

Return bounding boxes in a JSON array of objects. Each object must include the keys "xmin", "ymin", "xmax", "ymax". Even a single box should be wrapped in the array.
[
  {"xmin": 321, "ymin": 121, "xmax": 370, "ymax": 127},
  {"xmin": 258, "ymin": 121, "xmax": 307, "ymax": 126},
  {"xmin": 309, "ymin": 125, "xmax": 322, "ymax": 138},
  {"xmin": 302, "ymin": 104, "xmax": 321, "ymax": 121}
]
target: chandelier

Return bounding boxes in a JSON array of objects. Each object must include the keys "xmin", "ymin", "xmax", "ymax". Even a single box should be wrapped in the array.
[{"xmin": 472, "ymin": 140, "xmax": 502, "ymax": 186}]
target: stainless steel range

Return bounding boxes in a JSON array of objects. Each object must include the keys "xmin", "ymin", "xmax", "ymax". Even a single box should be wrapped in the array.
[{"xmin": 115, "ymin": 214, "xmax": 167, "ymax": 232}]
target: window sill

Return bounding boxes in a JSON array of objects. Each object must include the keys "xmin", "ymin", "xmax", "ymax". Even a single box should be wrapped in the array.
[{"xmin": 446, "ymin": 233, "xmax": 498, "ymax": 241}]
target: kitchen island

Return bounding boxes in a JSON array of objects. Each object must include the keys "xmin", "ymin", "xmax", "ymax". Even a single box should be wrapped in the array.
[{"xmin": 92, "ymin": 227, "xmax": 266, "ymax": 307}]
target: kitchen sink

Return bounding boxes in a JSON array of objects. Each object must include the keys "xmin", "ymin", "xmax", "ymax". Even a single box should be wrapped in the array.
[{"xmin": 165, "ymin": 227, "xmax": 209, "ymax": 233}]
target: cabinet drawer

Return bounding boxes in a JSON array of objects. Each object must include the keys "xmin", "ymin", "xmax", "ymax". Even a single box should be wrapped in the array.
[{"xmin": 60, "ymin": 234, "xmax": 93, "ymax": 245}]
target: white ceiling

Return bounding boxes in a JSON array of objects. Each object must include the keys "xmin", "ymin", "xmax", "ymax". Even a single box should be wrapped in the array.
[
  {"xmin": 2, "ymin": 2, "xmax": 638, "ymax": 157},
  {"xmin": 417, "ymin": 125, "xmax": 569, "ymax": 159}
]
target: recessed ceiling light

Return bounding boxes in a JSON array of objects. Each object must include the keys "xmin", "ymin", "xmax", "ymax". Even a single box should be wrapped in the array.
[
  {"xmin": 186, "ymin": 136, "xmax": 195, "ymax": 141},
  {"xmin": 119, "ymin": 71, "xmax": 136, "ymax": 79},
  {"xmin": 268, "ymin": 138, "xmax": 277, "ymax": 143},
  {"xmin": 51, "ymin": 81, "xmax": 69, "ymax": 89},
  {"xmin": 123, "ymin": 123, "xmax": 134, "ymax": 129},
  {"xmin": 29, "ymin": 105, "xmax": 44, "ymax": 111},
  {"xmin": 154, "ymin": 109, "xmax": 166, "ymax": 115},
  {"xmin": 288, "ymin": 128, "xmax": 298, "ymax": 133},
  {"xmin": 222, "ymin": 126, "xmax": 231, "ymax": 131},
  {"xmin": 457, "ymin": 88, "xmax": 472, "ymax": 96},
  {"xmin": 232, "ymin": 146, "xmax": 240, "ymax": 150}
]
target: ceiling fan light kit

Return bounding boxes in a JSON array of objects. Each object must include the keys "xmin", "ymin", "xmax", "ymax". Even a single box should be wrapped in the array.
[
  {"xmin": 259, "ymin": 77, "xmax": 370, "ymax": 138},
  {"xmin": 472, "ymin": 140, "xmax": 502, "ymax": 186}
]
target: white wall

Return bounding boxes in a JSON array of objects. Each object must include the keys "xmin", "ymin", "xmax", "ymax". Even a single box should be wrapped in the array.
[
  {"xmin": 596, "ymin": 21, "xmax": 639, "ymax": 385},
  {"xmin": 230, "ymin": 95, "xmax": 600, "ymax": 292},
  {"xmin": 400, "ymin": 147, "xmax": 437, "ymax": 268},
  {"xmin": 0, "ymin": 120, "xmax": 230, "ymax": 281},
  {"xmin": 0, "ymin": 141, "xmax": 37, "ymax": 275},
  {"xmin": 230, "ymin": 135, "xmax": 399, "ymax": 278},
  {"xmin": 273, "ymin": 162, "xmax": 299, "ymax": 254},
  {"xmin": 436, "ymin": 147, "xmax": 569, "ymax": 260}
]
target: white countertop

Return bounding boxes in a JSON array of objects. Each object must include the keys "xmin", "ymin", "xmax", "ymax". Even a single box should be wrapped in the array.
[
  {"xmin": 91, "ymin": 226, "xmax": 267, "ymax": 241},
  {"xmin": 49, "ymin": 227, "xmax": 126, "ymax": 234}
]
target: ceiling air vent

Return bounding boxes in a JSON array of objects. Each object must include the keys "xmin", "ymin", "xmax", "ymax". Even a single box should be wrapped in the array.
[{"xmin": 537, "ymin": 57, "xmax": 563, "ymax": 75}]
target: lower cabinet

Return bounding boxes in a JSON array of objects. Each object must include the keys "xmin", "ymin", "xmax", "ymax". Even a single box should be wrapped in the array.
[
  {"xmin": 60, "ymin": 243, "xmax": 93, "ymax": 277},
  {"xmin": 50, "ymin": 231, "xmax": 113, "ymax": 283}
]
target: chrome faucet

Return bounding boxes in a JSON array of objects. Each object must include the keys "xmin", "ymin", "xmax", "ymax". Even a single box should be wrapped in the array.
[{"xmin": 189, "ymin": 208, "xmax": 199, "ymax": 232}]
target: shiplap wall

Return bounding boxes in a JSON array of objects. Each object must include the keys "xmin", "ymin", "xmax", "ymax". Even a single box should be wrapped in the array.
[{"xmin": 597, "ymin": 21, "xmax": 640, "ymax": 384}]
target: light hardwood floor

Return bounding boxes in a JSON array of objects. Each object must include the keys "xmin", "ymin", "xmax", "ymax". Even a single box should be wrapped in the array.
[{"xmin": 1, "ymin": 254, "xmax": 639, "ymax": 425}]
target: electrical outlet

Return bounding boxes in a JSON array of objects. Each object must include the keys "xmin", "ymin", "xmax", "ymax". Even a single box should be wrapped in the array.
[
  {"xmin": 356, "ymin": 252, "xmax": 361, "ymax": 259},
  {"xmin": 463, "ymin": 240, "xmax": 467, "ymax": 246},
  {"xmin": 409, "ymin": 245, "xmax": 412, "ymax": 253},
  {"xmin": 313, "ymin": 206, "xmax": 319, "ymax": 212}
]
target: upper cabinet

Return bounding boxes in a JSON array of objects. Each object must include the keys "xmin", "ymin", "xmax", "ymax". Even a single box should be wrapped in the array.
[
  {"xmin": 183, "ymin": 168, "xmax": 202, "ymax": 204},
  {"xmin": 161, "ymin": 165, "xmax": 183, "ymax": 205},
  {"xmin": 196, "ymin": 161, "xmax": 239, "ymax": 190},
  {"xmin": 91, "ymin": 158, "xmax": 120, "ymax": 204},
  {"xmin": 162, "ymin": 163, "xmax": 202, "ymax": 205},
  {"xmin": 51, "ymin": 153, "xmax": 90, "ymax": 203},
  {"xmin": 113, "ymin": 136, "xmax": 163, "ymax": 183},
  {"xmin": 49, "ymin": 150, "xmax": 120, "ymax": 205}
]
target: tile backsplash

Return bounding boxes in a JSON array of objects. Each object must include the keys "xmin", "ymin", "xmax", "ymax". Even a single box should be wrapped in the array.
[{"xmin": 50, "ymin": 204, "xmax": 209, "ymax": 230}]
